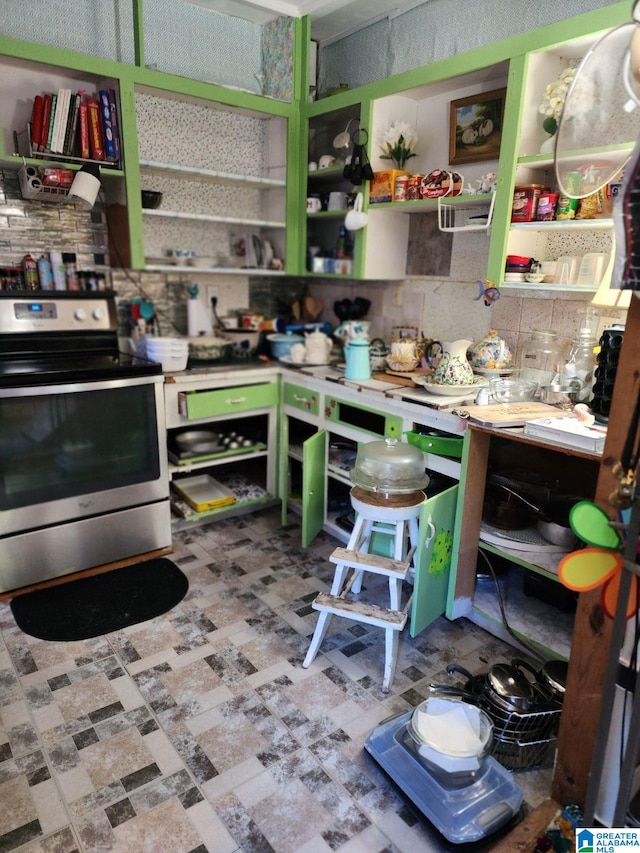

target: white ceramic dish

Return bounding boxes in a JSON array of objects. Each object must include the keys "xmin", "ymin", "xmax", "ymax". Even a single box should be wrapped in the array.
[
  {"xmin": 473, "ymin": 367, "xmax": 518, "ymax": 377},
  {"xmin": 415, "ymin": 378, "xmax": 483, "ymax": 396},
  {"xmin": 280, "ymin": 355, "xmax": 330, "ymax": 367}
]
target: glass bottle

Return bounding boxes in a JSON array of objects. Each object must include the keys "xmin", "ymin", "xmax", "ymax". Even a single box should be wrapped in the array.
[
  {"xmin": 520, "ymin": 329, "xmax": 564, "ymax": 387},
  {"xmin": 563, "ymin": 327, "xmax": 597, "ymax": 402}
]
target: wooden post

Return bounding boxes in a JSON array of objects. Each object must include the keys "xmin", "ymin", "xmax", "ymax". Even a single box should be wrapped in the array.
[{"xmin": 552, "ymin": 294, "xmax": 640, "ymax": 806}]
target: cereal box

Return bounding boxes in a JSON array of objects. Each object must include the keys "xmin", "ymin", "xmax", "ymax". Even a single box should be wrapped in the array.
[{"xmin": 370, "ymin": 170, "xmax": 410, "ymax": 204}]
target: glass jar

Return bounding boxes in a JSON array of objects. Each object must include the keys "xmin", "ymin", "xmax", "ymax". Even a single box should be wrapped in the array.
[
  {"xmin": 520, "ymin": 329, "xmax": 564, "ymax": 387},
  {"xmin": 563, "ymin": 328, "xmax": 597, "ymax": 402}
]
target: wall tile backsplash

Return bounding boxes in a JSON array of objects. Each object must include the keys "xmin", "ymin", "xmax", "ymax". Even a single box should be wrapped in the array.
[{"xmin": 0, "ymin": 168, "xmax": 627, "ymax": 360}]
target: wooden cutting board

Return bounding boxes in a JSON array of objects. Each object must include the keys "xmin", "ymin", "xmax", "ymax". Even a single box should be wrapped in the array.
[
  {"xmin": 372, "ymin": 371, "xmax": 419, "ymax": 387},
  {"xmin": 451, "ymin": 401, "xmax": 569, "ymax": 427}
]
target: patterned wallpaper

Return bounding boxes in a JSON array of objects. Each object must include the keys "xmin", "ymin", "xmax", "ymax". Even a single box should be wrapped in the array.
[
  {"xmin": 261, "ymin": 17, "xmax": 294, "ymax": 102},
  {"xmin": 0, "ymin": 1, "xmax": 293, "ymax": 101},
  {"xmin": 142, "ymin": 0, "xmax": 262, "ymax": 92},
  {"xmin": 0, "ymin": 0, "xmax": 135, "ymax": 63},
  {"xmin": 318, "ymin": 0, "xmax": 621, "ymax": 94}
]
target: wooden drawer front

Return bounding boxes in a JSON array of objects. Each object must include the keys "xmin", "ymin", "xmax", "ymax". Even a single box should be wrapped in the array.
[
  {"xmin": 178, "ymin": 382, "xmax": 278, "ymax": 419},
  {"xmin": 284, "ymin": 382, "xmax": 319, "ymax": 415}
]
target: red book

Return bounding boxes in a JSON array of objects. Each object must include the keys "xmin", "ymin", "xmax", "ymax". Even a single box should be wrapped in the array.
[
  {"xmin": 86, "ymin": 97, "xmax": 105, "ymax": 160},
  {"xmin": 40, "ymin": 94, "xmax": 52, "ymax": 152},
  {"xmin": 78, "ymin": 98, "xmax": 89, "ymax": 158},
  {"xmin": 30, "ymin": 95, "xmax": 44, "ymax": 152}
]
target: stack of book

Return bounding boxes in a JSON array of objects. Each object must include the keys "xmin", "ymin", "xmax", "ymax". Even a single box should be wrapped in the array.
[{"xmin": 28, "ymin": 87, "xmax": 121, "ymax": 165}]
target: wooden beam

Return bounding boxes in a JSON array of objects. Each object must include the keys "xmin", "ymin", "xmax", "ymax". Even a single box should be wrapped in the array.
[{"xmin": 552, "ymin": 294, "xmax": 640, "ymax": 806}]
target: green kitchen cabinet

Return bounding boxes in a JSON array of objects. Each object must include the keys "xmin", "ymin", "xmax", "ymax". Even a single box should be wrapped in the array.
[
  {"xmin": 300, "ymin": 429, "xmax": 327, "ymax": 547},
  {"xmin": 410, "ymin": 483, "xmax": 459, "ymax": 636}
]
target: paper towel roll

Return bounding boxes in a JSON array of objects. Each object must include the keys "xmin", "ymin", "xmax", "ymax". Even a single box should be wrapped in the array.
[
  {"xmin": 187, "ymin": 300, "xmax": 213, "ymax": 337},
  {"xmin": 26, "ymin": 166, "xmax": 38, "ymax": 179},
  {"xmin": 28, "ymin": 176, "xmax": 42, "ymax": 192}
]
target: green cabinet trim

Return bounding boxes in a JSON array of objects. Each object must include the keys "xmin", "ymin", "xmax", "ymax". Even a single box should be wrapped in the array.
[
  {"xmin": 178, "ymin": 382, "xmax": 279, "ymax": 420},
  {"xmin": 410, "ymin": 484, "xmax": 459, "ymax": 636},
  {"xmin": 284, "ymin": 382, "xmax": 320, "ymax": 415},
  {"xmin": 302, "ymin": 429, "xmax": 326, "ymax": 547}
]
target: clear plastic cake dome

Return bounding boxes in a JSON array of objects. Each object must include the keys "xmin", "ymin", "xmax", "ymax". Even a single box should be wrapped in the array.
[{"xmin": 350, "ymin": 437, "xmax": 430, "ymax": 494}]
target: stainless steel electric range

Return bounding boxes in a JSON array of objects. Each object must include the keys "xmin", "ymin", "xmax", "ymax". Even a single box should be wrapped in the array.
[{"xmin": 0, "ymin": 291, "xmax": 171, "ymax": 593}]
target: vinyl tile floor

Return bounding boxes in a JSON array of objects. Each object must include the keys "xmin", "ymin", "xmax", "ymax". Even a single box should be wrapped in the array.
[{"xmin": 0, "ymin": 509, "xmax": 554, "ymax": 853}]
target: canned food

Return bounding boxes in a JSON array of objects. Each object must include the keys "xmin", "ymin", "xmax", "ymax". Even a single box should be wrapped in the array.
[
  {"xmin": 394, "ymin": 175, "xmax": 409, "ymax": 202},
  {"xmin": 511, "ymin": 185, "xmax": 545, "ymax": 222},
  {"xmin": 556, "ymin": 195, "xmax": 579, "ymax": 220},
  {"xmin": 535, "ymin": 192, "xmax": 559, "ymax": 221},
  {"xmin": 407, "ymin": 175, "xmax": 424, "ymax": 201}
]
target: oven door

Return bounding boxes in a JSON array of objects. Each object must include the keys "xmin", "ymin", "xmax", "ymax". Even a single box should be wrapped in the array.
[{"xmin": 0, "ymin": 373, "xmax": 168, "ymax": 536}]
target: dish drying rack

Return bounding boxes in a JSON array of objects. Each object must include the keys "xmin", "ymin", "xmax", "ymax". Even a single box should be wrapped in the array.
[{"xmin": 438, "ymin": 191, "xmax": 496, "ymax": 232}]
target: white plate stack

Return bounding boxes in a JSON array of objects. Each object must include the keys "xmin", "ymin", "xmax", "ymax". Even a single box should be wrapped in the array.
[{"xmin": 146, "ymin": 337, "xmax": 189, "ymax": 372}]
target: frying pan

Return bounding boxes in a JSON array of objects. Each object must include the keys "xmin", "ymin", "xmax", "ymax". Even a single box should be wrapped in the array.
[{"xmin": 483, "ymin": 483, "xmax": 578, "ymax": 548}]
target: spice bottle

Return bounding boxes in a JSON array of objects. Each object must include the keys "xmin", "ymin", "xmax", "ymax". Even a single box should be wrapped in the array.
[
  {"xmin": 62, "ymin": 252, "xmax": 79, "ymax": 290},
  {"xmin": 22, "ymin": 254, "xmax": 39, "ymax": 291},
  {"xmin": 49, "ymin": 251, "xmax": 66, "ymax": 290},
  {"xmin": 37, "ymin": 255, "xmax": 53, "ymax": 290}
]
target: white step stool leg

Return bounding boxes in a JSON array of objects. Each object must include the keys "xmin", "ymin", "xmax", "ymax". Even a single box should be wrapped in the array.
[
  {"xmin": 382, "ymin": 626, "xmax": 400, "ymax": 693},
  {"xmin": 302, "ymin": 609, "xmax": 332, "ymax": 669},
  {"xmin": 349, "ymin": 516, "xmax": 373, "ymax": 595}
]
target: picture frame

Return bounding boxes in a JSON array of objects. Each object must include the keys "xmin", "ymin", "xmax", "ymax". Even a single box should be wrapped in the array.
[{"xmin": 449, "ymin": 87, "xmax": 506, "ymax": 165}]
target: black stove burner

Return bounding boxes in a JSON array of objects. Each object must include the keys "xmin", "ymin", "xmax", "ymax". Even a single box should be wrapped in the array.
[{"xmin": 0, "ymin": 350, "xmax": 161, "ymax": 388}]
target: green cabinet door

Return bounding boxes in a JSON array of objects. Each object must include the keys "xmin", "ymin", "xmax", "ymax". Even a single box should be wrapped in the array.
[
  {"xmin": 410, "ymin": 484, "xmax": 459, "ymax": 637},
  {"xmin": 302, "ymin": 429, "xmax": 326, "ymax": 547}
]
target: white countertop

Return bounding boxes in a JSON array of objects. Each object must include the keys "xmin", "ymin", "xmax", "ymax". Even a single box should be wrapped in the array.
[{"xmin": 161, "ymin": 360, "xmax": 474, "ymax": 435}]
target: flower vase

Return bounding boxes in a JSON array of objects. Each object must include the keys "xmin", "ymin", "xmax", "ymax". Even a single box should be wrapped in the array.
[{"xmin": 540, "ymin": 134, "xmax": 556, "ymax": 156}]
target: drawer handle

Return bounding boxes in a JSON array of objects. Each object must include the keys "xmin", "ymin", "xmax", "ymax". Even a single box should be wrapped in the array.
[
  {"xmin": 293, "ymin": 394, "xmax": 309, "ymax": 403},
  {"xmin": 225, "ymin": 396, "xmax": 248, "ymax": 405},
  {"xmin": 423, "ymin": 517, "xmax": 436, "ymax": 547}
]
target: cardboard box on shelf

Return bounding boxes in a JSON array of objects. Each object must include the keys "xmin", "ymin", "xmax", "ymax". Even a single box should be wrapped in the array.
[{"xmin": 370, "ymin": 169, "xmax": 410, "ymax": 204}]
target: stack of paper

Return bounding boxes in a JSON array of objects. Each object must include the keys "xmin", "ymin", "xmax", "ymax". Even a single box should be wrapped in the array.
[{"xmin": 523, "ymin": 416, "xmax": 607, "ymax": 452}]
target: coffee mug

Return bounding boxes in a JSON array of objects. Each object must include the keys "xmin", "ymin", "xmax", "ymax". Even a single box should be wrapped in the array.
[
  {"xmin": 318, "ymin": 154, "xmax": 336, "ymax": 169},
  {"xmin": 344, "ymin": 193, "xmax": 367, "ymax": 231},
  {"xmin": 328, "ymin": 191, "xmax": 348, "ymax": 211},
  {"xmin": 306, "ymin": 196, "xmax": 322, "ymax": 212}
]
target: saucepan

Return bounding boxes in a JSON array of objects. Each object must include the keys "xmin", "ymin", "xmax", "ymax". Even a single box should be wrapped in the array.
[{"xmin": 483, "ymin": 483, "xmax": 578, "ymax": 549}]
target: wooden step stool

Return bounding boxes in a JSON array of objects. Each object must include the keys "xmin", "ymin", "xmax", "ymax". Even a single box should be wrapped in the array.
[{"xmin": 303, "ymin": 487, "xmax": 425, "ymax": 692}]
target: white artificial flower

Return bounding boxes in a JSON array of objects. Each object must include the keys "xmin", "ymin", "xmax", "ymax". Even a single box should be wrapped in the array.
[
  {"xmin": 539, "ymin": 67, "xmax": 577, "ymax": 122},
  {"xmin": 377, "ymin": 120, "xmax": 418, "ymax": 167}
]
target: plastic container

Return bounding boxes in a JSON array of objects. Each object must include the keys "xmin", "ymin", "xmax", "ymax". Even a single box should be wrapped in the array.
[
  {"xmin": 146, "ymin": 336, "xmax": 189, "ymax": 372},
  {"xmin": 267, "ymin": 333, "xmax": 304, "ymax": 359},
  {"xmin": 407, "ymin": 698, "xmax": 494, "ymax": 788}
]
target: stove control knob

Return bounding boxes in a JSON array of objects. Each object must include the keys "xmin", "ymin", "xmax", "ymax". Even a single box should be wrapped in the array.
[
  {"xmin": 92, "ymin": 308, "xmax": 104, "ymax": 321},
  {"xmin": 74, "ymin": 308, "xmax": 87, "ymax": 321}
]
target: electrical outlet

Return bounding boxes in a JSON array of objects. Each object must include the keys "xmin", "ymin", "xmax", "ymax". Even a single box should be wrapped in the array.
[
  {"xmin": 393, "ymin": 284, "xmax": 403, "ymax": 307},
  {"xmin": 206, "ymin": 285, "xmax": 219, "ymax": 305}
]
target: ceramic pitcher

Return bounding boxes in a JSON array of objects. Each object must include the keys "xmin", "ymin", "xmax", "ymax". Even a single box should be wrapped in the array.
[
  {"xmin": 344, "ymin": 338, "xmax": 371, "ymax": 381},
  {"xmin": 432, "ymin": 339, "xmax": 474, "ymax": 385}
]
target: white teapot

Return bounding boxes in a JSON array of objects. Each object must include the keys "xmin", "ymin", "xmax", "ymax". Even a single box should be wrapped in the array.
[{"xmin": 304, "ymin": 328, "xmax": 332, "ymax": 363}]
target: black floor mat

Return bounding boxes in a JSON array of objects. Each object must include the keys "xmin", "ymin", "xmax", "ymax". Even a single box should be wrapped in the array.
[{"xmin": 10, "ymin": 558, "xmax": 188, "ymax": 641}]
